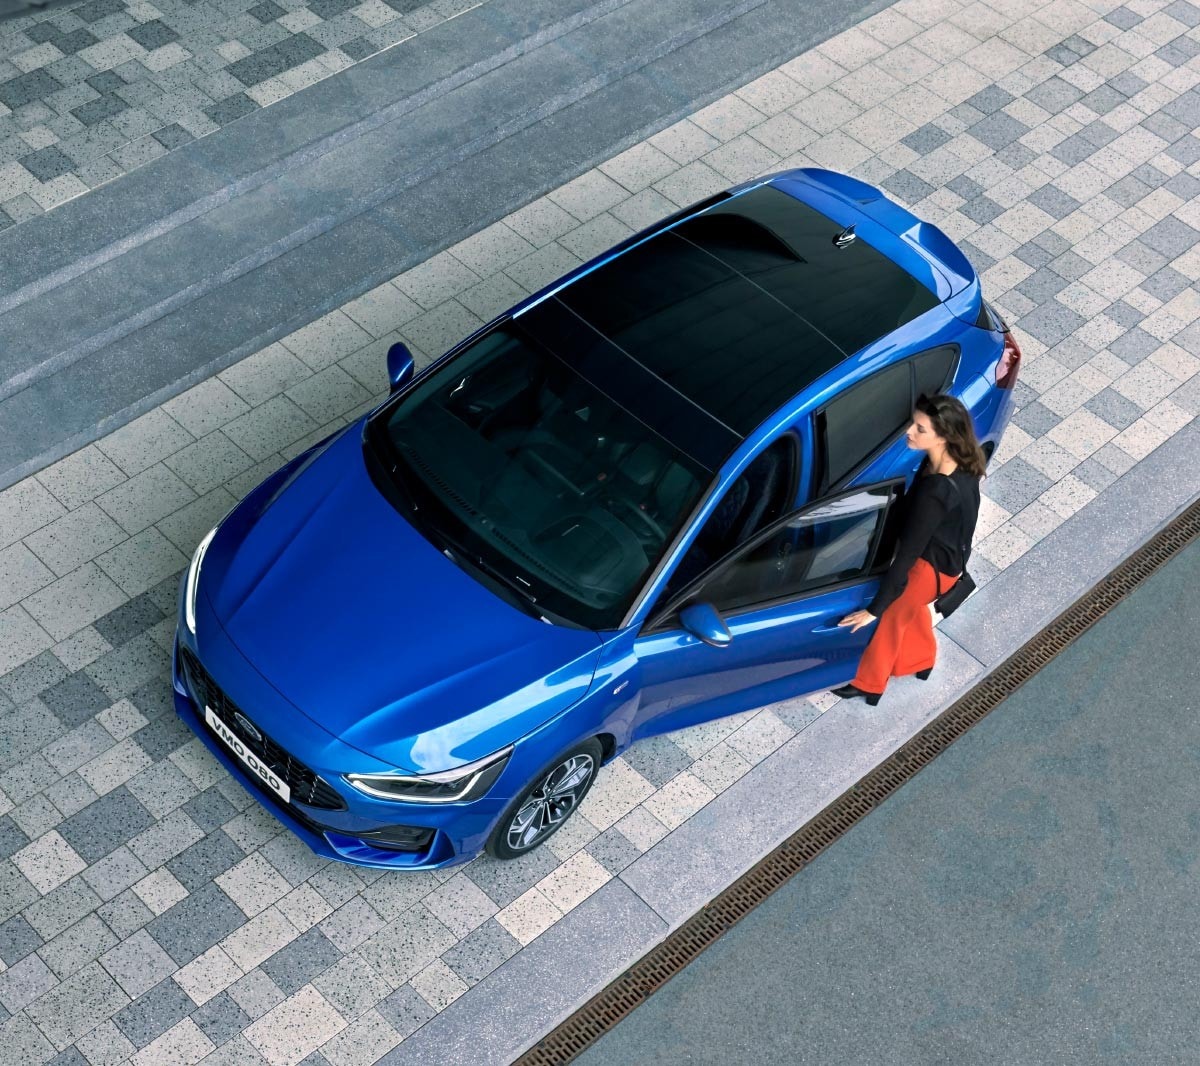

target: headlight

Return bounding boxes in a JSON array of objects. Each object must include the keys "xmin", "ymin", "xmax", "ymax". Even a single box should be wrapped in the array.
[
  {"xmin": 184, "ymin": 526, "xmax": 218, "ymax": 635},
  {"xmin": 345, "ymin": 746, "xmax": 513, "ymax": 803}
]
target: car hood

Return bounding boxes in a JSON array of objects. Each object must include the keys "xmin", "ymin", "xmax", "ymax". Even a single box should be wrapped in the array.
[{"xmin": 203, "ymin": 425, "xmax": 602, "ymax": 772}]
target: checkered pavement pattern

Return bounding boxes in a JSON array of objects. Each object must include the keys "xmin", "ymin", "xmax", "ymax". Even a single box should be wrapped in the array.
[
  {"xmin": 0, "ymin": 0, "xmax": 481, "ymax": 229},
  {"xmin": 3, "ymin": 0, "xmax": 1200, "ymax": 1061}
]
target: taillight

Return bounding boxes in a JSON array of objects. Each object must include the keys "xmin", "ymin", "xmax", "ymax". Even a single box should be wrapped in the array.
[{"xmin": 996, "ymin": 329, "xmax": 1022, "ymax": 389}]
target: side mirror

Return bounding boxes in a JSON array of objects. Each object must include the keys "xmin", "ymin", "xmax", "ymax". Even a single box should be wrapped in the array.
[
  {"xmin": 679, "ymin": 602, "xmax": 732, "ymax": 648},
  {"xmin": 387, "ymin": 342, "xmax": 415, "ymax": 393}
]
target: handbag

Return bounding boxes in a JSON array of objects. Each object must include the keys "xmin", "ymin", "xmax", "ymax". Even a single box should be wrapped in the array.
[{"xmin": 933, "ymin": 476, "xmax": 976, "ymax": 617}]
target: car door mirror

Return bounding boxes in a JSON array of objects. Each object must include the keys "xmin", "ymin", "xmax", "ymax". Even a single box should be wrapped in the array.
[
  {"xmin": 387, "ymin": 343, "xmax": 415, "ymax": 392},
  {"xmin": 679, "ymin": 602, "xmax": 732, "ymax": 648}
]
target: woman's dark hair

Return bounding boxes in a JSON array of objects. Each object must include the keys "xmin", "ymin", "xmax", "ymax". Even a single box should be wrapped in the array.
[{"xmin": 915, "ymin": 393, "xmax": 988, "ymax": 478}]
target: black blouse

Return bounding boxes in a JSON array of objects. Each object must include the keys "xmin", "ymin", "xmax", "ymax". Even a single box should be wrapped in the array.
[{"xmin": 867, "ymin": 462, "xmax": 981, "ymax": 617}]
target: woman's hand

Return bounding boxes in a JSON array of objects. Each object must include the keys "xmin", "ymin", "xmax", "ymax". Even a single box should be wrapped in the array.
[{"xmin": 838, "ymin": 609, "xmax": 877, "ymax": 634}]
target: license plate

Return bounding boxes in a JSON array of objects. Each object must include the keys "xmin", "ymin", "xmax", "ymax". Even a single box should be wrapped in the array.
[{"xmin": 205, "ymin": 706, "xmax": 291, "ymax": 804}]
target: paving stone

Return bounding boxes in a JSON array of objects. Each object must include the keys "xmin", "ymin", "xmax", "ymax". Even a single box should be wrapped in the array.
[
  {"xmin": 1027, "ymin": 185, "xmax": 1080, "ymax": 221},
  {"xmin": 91, "ymin": 594, "xmax": 167, "ymax": 648},
  {"xmin": 129, "ymin": 690, "xmax": 186, "ymax": 738},
  {"xmin": 0, "ymin": 951, "xmax": 57, "ymax": 1013},
  {"xmin": 355, "ymin": 903, "xmax": 455, "ymax": 987},
  {"xmin": 461, "ymin": 845, "xmax": 563, "ymax": 909},
  {"xmin": 57, "ymin": 786, "xmax": 155, "ymax": 863},
  {"xmin": 25, "ymin": 961, "xmax": 130, "ymax": 1050},
  {"xmin": 1014, "ymin": 267, "xmax": 1068, "ymax": 305},
  {"xmin": 40, "ymin": 670, "xmax": 111, "ymax": 729},
  {"xmin": 39, "ymin": 912, "xmax": 120, "ymax": 979},
  {"xmin": 81, "ymin": 846, "xmax": 148, "ymax": 903},
  {"xmin": 113, "ymin": 975, "xmax": 196, "ymax": 1048},
  {"xmin": 227, "ymin": 969, "xmax": 285, "ymax": 1022},
  {"xmin": 304, "ymin": 895, "xmax": 378, "ymax": 956},
  {"xmin": 1085, "ymin": 387, "xmax": 1146, "ymax": 431},
  {"xmin": 192, "ymin": 990, "xmax": 252, "ymax": 1047},
  {"xmin": 373, "ymin": 983, "xmax": 434, "ymax": 1041},
  {"xmin": 0, "ymin": 815, "xmax": 30, "ymax": 861},
  {"xmin": 77, "ymin": 737, "xmax": 153, "ymax": 799},
  {"xmin": 46, "ymin": 1047, "xmax": 91, "ymax": 1066},
  {"xmin": 0, "ymin": 648, "xmax": 66, "ymax": 704},
  {"xmin": 166, "ymin": 828, "xmax": 245, "ymax": 894},
  {"xmin": 180, "ymin": 786, "xmax": 238, "ymax": 834},
  {"xmin": 243, "ymin": 985, "xmax": 344, "ymax": 1066},
  {"xmin": 260, "ymin": 927, "xmax": 341, "ymax": 996},
  {"xmin": 11, "ymin": 791, "xmax": 63, "ymax": 839},
  {"xmin": 23, "ymin": 873, "xmax": 100, "ymax": 940},
  {"xmin": 13, "ymin": 830, "xmax": 87, "ymax": 894},
  {"xmin": 1110, "ymin": 327, "xmax": 1160, "ymax": 366},
  {"xmin": 439, "ymin": 917, "xmax": 520, "ymax": 987},
  {"xmin": 42, "ymin": 718, "xmax": 114, "ymax": 778},
  {"xmin": 146, "ymin": 881, "xmax": 246, "ymax": 967},
  {"xmin": 21, "ymin": 563, "xmax": 128, "ymax": 644},
  {"xmin": 96, "ymin": 889, "xmax": 153, "ymax": 940},
  {"xmin": 125, "ymin": 758, "xmax": 196, "ymax": 818},
  {"xmin": 585, "ymin": 825, "xmax": 643, "ymax": 875},
  {"xmin": 619, "ymin": 735, "xmax": 694, "ymax": 789},
  {"xmin": 0, "ymin": 914, "xmax": 42, "ymax": 966}
]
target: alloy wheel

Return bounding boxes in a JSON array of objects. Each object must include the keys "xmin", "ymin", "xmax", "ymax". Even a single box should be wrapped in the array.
[{"xmin": 505, "ymin": 753, "xmax": 595, "ymax": 853}]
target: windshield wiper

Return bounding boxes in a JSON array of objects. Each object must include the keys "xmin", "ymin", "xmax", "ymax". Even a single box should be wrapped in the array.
[{"xmin": 428, "ymin": 523, "xmax": 549, "ymax": 622}]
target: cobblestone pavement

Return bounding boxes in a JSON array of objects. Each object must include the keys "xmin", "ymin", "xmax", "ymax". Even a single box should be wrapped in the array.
[
  {"xmin": 3, "ymin": 0, "xmax": 1200, "ymax": 1062},
  {"xmin": 0, "ymin": 0, "xmax": 481, "ymax": 227}
]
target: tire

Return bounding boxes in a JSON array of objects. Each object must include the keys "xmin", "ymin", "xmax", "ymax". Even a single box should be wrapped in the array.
[{"xmin": 486, "ymin": 739, "xmax": 604, "ymax": 860}]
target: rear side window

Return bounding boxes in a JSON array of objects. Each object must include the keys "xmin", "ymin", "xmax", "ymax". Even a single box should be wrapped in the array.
[
  {"xmin": 818, "ymin": 363, "xmax": 911, "ymax": 491},
  {"xmin": 816, "ymin": 345, "xmax": 961, "ymax": 494},
  {"xmin": 914, "ymin": 345, "xmax": 958, "ymax": 402}
]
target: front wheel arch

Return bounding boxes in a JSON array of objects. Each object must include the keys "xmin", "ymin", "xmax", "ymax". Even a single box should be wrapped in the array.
[{"xmin": 486, "ymin": 737, "xmax": 604, "ymax": 860}]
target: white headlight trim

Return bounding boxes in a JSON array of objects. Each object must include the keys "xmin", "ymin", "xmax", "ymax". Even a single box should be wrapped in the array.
[
  {"xmin": 345, "ymin": 746, "xmax": 513, "ymax": 803},
  {"xmin": 185, "ymin": 526, "xmax": 218, "ymax": 635}
]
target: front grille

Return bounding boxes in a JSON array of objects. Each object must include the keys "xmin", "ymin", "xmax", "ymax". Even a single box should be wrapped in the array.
[{"xmin": 180, "ymin": 646, "xmax": 346, "ymax": 811}]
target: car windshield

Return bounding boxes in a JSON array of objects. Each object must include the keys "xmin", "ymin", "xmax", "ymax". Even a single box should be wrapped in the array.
[{"xmin": 370, "ymin": 325, "xmax": 709, "ymax": 630}]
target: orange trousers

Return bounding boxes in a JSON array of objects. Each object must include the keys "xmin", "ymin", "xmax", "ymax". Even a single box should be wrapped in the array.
[{"xmin": 853, "ymin": 557, "xmax": 959, "ymax": 696}]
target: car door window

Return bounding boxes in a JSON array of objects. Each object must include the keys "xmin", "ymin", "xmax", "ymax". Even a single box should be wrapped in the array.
[
  {"xmin": 817, "ymin": 364, "xmax": 910, "ymax": 493},
  {"xmin": 651, "ymin": 481, "xmax": 901, "ymax": 625},
  {"xmin": 914, "ymin": 345, "xmax": 958, "ymax": 403},
  {"xmin": 815, "ymin": 345, "xmax": 961, "ymax": 495},
  {"xmin": 659, "ymin": 435, "xmax": 799, "ymax": 601}
]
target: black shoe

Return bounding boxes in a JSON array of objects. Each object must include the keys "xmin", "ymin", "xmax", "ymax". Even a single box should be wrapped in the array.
[
  {"xmin": 915, "ymin": 668, "xmax": 932, "ymax": 681},
  {"xmin": 831, "ymin": 683, "xmax": 881, "ymax": 707}
]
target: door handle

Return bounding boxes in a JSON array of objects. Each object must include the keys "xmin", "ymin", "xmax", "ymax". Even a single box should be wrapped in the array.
[{"xmin": 811, "ymin": 622, "xmax": 845, "ymax": 635}]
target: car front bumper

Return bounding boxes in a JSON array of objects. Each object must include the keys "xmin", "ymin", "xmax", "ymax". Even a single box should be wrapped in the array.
[{"xmin": 171, "ymin": 569, "xmax": 531, "ymax": 870}]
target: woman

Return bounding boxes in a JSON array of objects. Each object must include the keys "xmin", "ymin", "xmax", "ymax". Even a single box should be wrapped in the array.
[{"xmin": 832, "ymin": 393, "xmax": 985, "ymax": 706}]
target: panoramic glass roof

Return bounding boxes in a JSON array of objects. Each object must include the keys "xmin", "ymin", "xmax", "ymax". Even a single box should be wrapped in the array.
[{"xmin": 554, "ymin": 185, "xmax": 938, "ymax": 437}]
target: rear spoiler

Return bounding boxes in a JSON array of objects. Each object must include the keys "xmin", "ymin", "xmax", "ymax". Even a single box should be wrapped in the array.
[{"xmin": 770, "ymin": 169, "xmax": 976, "ymax": 298}]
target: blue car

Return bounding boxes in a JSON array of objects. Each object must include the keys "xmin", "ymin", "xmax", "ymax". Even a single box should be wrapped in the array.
[{"xmin": 173, "ymin": 168, "xmax": 1021, "ymax": 869}]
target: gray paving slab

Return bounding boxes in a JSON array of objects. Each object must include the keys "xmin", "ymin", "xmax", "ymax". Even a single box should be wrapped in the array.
[
  {"xmin": 380, "ymin": 878, "xmax": 666, "ymax": 1066},
  {"xmin": 576, "ymin": 537, "xmax": 1200, "ymax": 1066}
]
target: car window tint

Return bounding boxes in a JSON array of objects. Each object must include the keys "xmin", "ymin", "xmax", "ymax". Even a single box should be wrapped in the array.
[
  {"xmin": 659, "ymin": 435, "xmax": 799, "ymax": 603},
  {"xmin": 820, "ymin": 362, "xmax": 911, "ymax": 489},
  {"xmin": 557, "ymin": 185, "xmax": 937, "ymax": 438},
  {"xmin": 695, "ymin": 485, "xmax": 891, "ymax": 613},
  {"xmin": 914, "ymin": 345, "xmax": 958, "ymax": 402},
  {"xmin": 378, "ymin": 327, "xmax": 708, "ymax": 629},
  {"xmin": 559, "ymin": 231, "xmax": 844, "ymax": 436}
]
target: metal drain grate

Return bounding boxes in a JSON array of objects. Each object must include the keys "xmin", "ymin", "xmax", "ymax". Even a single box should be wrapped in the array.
[{"xmin": 517, "ymin": 495, "xmax": 1200, "ymax": 1065}]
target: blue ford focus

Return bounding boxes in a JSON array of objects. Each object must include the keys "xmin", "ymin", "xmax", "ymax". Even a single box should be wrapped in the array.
[{"xmin": 173, "ymin": 168, "xmax": 1021, "ymax": 869}]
